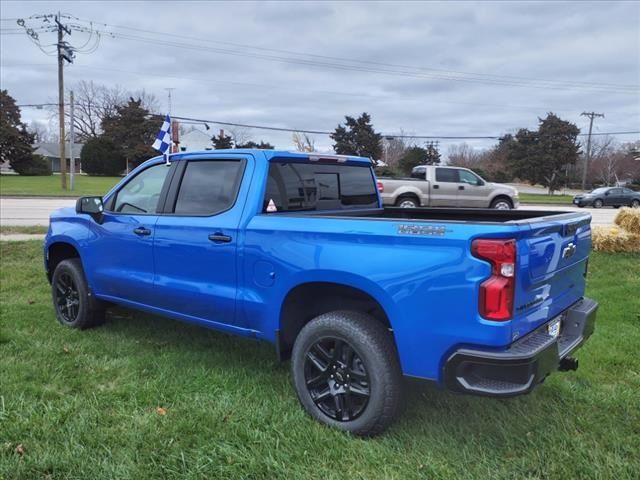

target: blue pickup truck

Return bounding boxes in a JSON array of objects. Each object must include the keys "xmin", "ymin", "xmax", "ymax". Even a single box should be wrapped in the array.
[{"xmin": 45, "ymin": 150, "xmax": 597, "ymax": 436}]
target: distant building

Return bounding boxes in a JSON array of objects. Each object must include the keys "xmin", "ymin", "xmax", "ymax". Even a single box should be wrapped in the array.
[
  {"xmin": 33, "ymin": 142, "xmax": 84, "ymax": 173},
  {"xmin": 178, "ymin": 129, "xmax": 213, "ymax": 151},
  {"xmin": 0, "ymin": 142, "xmax": 84, "ymax": 174}
]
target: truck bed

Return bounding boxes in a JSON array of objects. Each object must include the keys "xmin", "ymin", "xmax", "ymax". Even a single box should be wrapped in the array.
[{"xmin": 292, "ymin": 206, "xmax": 584, "ymax": 224}]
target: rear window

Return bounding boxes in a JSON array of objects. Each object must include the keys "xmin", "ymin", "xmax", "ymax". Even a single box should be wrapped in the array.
[
  {"xmin": 435, "ymin": 168, "xmax": 459, "ymax": 183},
  {"xmin": 263, "ymin": 162, "xmax": 378, "ymax": 212}
]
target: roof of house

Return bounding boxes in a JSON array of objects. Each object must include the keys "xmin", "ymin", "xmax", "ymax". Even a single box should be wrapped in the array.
[{"xmin": 34, "ymin": 142, "xmax": 84, "ymax": 159}]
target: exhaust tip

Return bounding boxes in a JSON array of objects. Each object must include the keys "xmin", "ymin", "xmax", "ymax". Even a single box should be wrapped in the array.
[{"xmin": 559, "ymin": 357, "xmax": 579, "ymax": 372}]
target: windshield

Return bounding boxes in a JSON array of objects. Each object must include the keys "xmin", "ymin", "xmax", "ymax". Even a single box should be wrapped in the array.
[{"xmin": 589, "ymin": 188, "xmax": 609, "ymax": 194}]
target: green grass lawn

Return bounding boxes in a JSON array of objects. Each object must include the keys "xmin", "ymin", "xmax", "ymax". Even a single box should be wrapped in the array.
[
  {"xmin": 0, "ymin": 175, "xmax": 120, "ymax": 197},
  {"xmin": 519, "ymin": 193, "xmax": 574, "ymax": 205},
  {"xmin": 0, "ymin": 226, "xmax": 48, "ymax": 235},
  {"xmin": 1, "ymin": 242, "xmax": 638, "ymax": 479}
]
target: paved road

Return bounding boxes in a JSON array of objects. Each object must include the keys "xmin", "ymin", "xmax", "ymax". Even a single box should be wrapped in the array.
[
  {"xmin": 518, "ymin": 204, "xmax": 616, "ymax": 226},
  {"xmin": 1, "ymin": 197, "xmax": 75, "ymax": 226},
  {"xmin": 0, "ymin": 196, "xmax": 618, "ymax": 227}
]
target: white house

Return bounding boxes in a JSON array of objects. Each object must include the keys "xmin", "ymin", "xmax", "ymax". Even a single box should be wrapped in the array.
[{"xmin": 179, "ymin": 129, "xmax": 213, "ymax": 152}]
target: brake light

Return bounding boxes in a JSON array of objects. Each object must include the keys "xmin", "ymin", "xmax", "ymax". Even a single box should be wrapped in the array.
[
  {"xmin": 472, "ymin": 238, "xmax": 516, "ymax": 321},
  {"xmin": 377, "ymin": 181, "xmax": 384, "ymax": 193}
]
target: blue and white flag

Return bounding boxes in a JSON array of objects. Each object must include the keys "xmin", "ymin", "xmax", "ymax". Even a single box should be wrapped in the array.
[{"xmin": 152, "ymin": 114, "xmax": 172, "ymax": 154}]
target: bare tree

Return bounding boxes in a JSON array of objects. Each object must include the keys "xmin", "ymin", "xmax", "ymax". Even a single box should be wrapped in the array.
[
  {"xmin": 292, "ymin": 132, "xmax": 316, "ymax": 152},
  {"xmin": 587, "ymin": 137, "xmax": 640, "ymax": 186},
  {"xmin": 447, "ymin": 143, "xmax": 482, "ymax": 167},
  {"xmin": 47, "ymin": 81, "xmax": 161, "ymax": 142},
  {"xmin": 228, "ymin": 126, "xmax": 253, "ymax": 146},
  {"xmin": 382, "ymin": 133, "xmax": 410, "ymax": 168},
  {"xmin": 28, "ymin": 120, "xmax": 53, "ymax": 143}
]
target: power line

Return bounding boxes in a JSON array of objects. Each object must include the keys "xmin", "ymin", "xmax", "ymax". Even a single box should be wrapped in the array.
[
  {"xmin": 69, "ymin": 16, "xmax": 637, "ymax": 94},
  {"xmin": 51, "ymin": 16, "xmax": 636, "ymax": 95},
  {"xmin": 167, "ymin": 114, "xmax": 639, "ymax": 140}
]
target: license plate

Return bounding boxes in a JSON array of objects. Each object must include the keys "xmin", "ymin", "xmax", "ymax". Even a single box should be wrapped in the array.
[
  {"xmin": 573, "ymin": 200, "xmax": 579, "ymax": 204},
  {"xmin": 548, "ymin": 319, "xmax": 561, "ymax": 338}
]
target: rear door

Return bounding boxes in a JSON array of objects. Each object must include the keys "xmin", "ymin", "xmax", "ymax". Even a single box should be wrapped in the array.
[
  {"xmin": 152, "ymin": 156, "xmax": 250, "ymax": 327},
  {"xmin": 431, "ymin": 167, "xmax": 460, "ymax": 207},
  {"xmin": 512, "ymin": 213, "xmax": 592, "ymax": 338}
]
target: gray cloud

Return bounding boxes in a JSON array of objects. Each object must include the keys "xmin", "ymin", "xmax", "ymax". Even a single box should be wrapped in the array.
[{"xmin": 1, "ymin": 0, "xmax": 638, "ymax": 153}]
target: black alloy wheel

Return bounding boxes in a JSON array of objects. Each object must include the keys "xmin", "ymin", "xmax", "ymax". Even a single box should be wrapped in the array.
[
  {"xmin": 55, "ymin": 272, "xmax": 80, "ymax": 324},
  {"xmin": 291, "ymin": 310, "xmax": 403, "ymax": 436},
  {"xmin": 304, "ymin": 337, "xmax": 370, "ymax": 422},
  {"xmin": 51, "ymin": 258, "xmax": 106, "ymax": 329}
]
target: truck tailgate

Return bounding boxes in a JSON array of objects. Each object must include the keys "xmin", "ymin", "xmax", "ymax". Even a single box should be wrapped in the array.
[{"xmin": 512, "ymin": 213, "xmax": 592, "ymax": 340}]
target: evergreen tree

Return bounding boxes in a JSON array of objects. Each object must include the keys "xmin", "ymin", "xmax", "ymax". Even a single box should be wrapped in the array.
[
  {"xmin": 399, "ymin": 146, "xmax": 427, "ymax": 174},
  {"xmin": 0, "ymin": 90, "xmax": 42, "ymax": 175},
  {"xmin": 331, "ymin": 113, "xmax": 382, "ymax": 161},
  {"xmin": 101, "ymin": 98, "xmax": 157, "ymax": 169},
  {"xmin": 423, "ymin": 141, "xmax": 441, "ymax": 165},
  {"xmin": 212, "ymin": 133, "xmax": 234, "ymax": 149},
  {"xmin": 236, "ymin": 140, "xmax": 275, "ymax": 149},
  {"xmin": 506, "ymin": 113, "xmax": 580, "ymax": 193}
]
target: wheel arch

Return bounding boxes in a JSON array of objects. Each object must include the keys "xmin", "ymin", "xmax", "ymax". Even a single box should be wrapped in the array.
[
  {"xmin": 489, "ymin": 194, "xmax": 514, "ymax": 208},
  {"xmin": 276, "ymin": 280, "xmax": 396, "ymax": 361},
  {"xmin": 46, "ymin": 240, "xmax": 82, "ymax": 283}
]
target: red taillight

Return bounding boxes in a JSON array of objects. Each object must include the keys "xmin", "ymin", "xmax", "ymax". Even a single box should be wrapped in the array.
[
  {"xmin": 376, "ymin": 181, "xmax": 384, "ymax": 193},
  {"xmin": 472, "ymin": 238, "xmax": 516, "ymax": 321}
]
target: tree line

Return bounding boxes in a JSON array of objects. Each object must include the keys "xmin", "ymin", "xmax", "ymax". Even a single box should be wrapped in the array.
[{"xmin": 2, "ymin": 83, "xmax": 639, "ymax": 190}]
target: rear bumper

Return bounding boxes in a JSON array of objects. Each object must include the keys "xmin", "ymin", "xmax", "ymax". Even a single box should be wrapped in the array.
[{"xmin": 443, "ymin": 297, "xmax": 598, "ymax": 397}]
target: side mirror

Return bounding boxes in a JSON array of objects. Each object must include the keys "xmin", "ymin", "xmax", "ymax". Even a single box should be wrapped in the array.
[
  {"xmin": 604, "ymin": 191, "xmax": 610, "ymax": 196},
  {"xmin": 76, "ymin": 196, "xmax": 104, "ymax": 223},
  {"xmin": 476, "ymin": 180, "xmax": 485, "ymax": 186}
]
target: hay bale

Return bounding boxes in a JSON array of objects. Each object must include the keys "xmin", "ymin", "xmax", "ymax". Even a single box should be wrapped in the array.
[
  {"xmin": 592, "ymin": 225, "xmax": 640, "ymax": 253},
  {"xmin": 614, "ymin": 207, "xmax": 640, "ymax": 235}
]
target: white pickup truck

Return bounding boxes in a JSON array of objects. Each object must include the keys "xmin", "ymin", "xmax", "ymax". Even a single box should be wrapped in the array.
[{"xmin": 377, "ymin": 165, "xmax": 519, "ymax": 209}]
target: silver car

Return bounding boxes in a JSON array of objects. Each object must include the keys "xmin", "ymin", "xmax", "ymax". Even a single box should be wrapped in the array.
[{"xmin": 378, "ymin": 165, "xmax": 519, "ymax": 209}]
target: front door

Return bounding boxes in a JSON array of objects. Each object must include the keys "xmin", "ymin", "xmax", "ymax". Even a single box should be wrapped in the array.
[
  {"xmin": 91, "ymin": 162, "xmax": 173, "ymax": 305},
  {"xmin": 457, "ymin": 169, "xmax": 491, "ymax": 207},
  {"xmin": 152, "ymin": 157, "xmax": 248, "ymax": 327}
]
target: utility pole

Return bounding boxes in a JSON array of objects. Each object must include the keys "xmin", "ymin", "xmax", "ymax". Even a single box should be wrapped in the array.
[
  {"xmin": 580, "ymin": 111, "xmax": 605, "ymax": 190},
  {"xmin": 69, "ymin": 90, "xmax": 75, "ymax": 191},
  {"xmin": 56, "ymin": 12, "xmax": 69, "ymax": 189},
  {"xmin": 17, "ymin": 13, "xmax": 102, "ymax": 189}
]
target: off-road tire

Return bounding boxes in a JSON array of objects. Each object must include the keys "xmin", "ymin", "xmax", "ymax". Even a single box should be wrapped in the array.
[
  {"xmin": 51, "ymin": 258, "xmax": 106, "ymax": 329},
  {"xmin": 291, "ymin": 310, "xmax": 402, "ymax": 437}
]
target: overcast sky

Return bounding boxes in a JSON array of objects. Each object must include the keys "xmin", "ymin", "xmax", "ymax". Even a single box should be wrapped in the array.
[{"xmin": 1, "ymin": 0, "xmax": 639, "ymax": 153}]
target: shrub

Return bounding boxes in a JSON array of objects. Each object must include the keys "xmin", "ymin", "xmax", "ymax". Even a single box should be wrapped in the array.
[
  {"xmin": 374, "ymin": 165, "xmax": 400, "ymax": 177},
  {"xmin": 81, "ymin": 137, "xmax": 125, "ymax": 176},
  {"xmin": 11, "ymin": 154, "xmax": 52, "ymax": 176}
]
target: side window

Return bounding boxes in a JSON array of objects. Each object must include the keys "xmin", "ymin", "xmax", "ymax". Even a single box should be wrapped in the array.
[
  {"xmin": 174, "ymin": 160, "xmax": 244, "ymax": 215},
  {"xmin": 112, "ymin": 163, "xmax": 170, "ymax": 214},
  {"xmin": 410, "ymin": 167, "xmax": 426, "ymax": 179},
  {"xmin": 459, "ymin": 170, "xmax": 481, "ymax": 185},
  {"xmin": 435, "ymin": 168, "xmax": 459, "ymax": 183}
]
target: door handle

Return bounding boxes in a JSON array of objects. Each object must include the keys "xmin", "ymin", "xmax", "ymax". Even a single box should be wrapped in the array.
[
  {"xmin": 133, "ymin": 226, "xmax": 151, "ymax": 236},
  {"xmin": 208, "ymin": 233, "xmax": 232, "ymax": 243},
  {"xmin": 433, "ymin": 184, "xmax": 440, "ymax": 189},
  {"xmin": 459, "ymin": 185, "xmax": 465, "ymax": 190}
]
